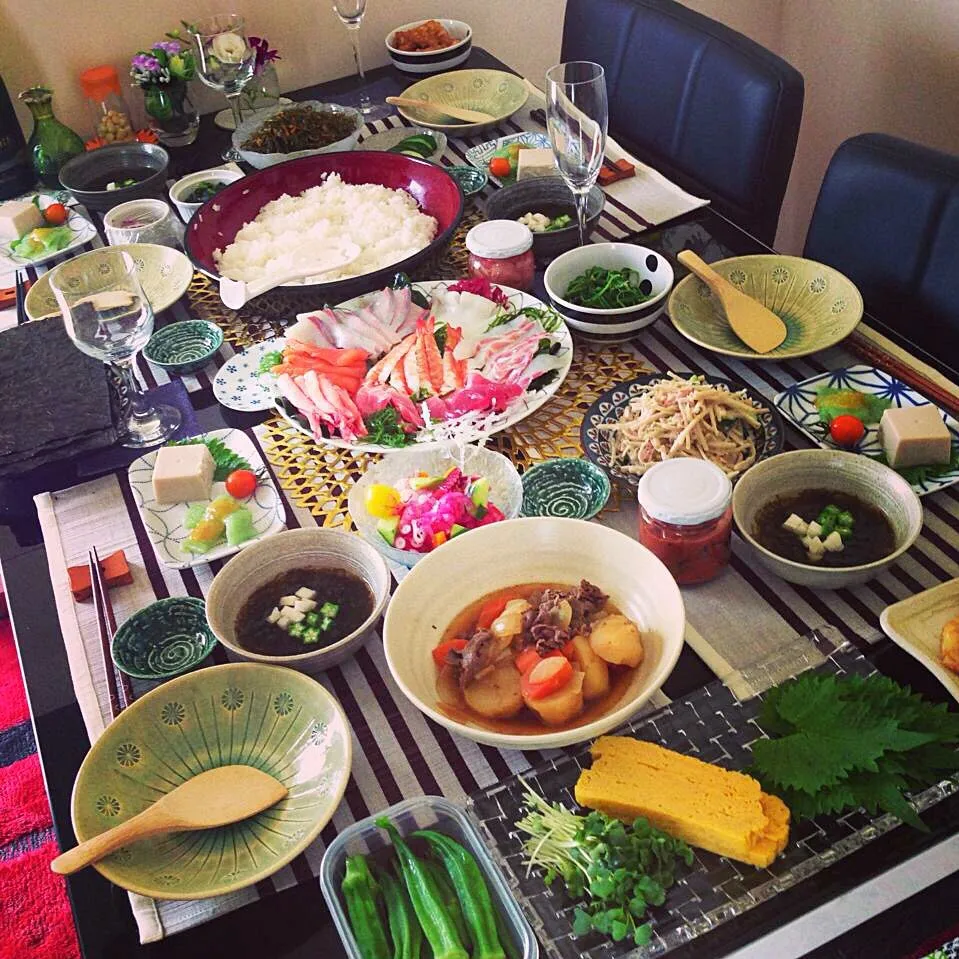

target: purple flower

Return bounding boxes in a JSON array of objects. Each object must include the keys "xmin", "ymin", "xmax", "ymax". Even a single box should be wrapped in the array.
[
  {"xmin": 153, "ymin": 39, "xmax": 182, "ymax": 55},
  {"xmin": 249, "ymin": 36, "xmax": 280, "ymax": 75},
  {"xmin": 132, "ymin": 53, "xmax": 162, "ymax": 72}
]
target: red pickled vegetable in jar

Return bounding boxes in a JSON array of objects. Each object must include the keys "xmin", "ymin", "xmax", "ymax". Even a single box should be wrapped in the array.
[
  {"xmin": 636, "ymin": 459, "xmax": 733, "ymax": 585},
  {"xmin": 465, "ymin": 219, "xmax": 535, "ymax": 291}
]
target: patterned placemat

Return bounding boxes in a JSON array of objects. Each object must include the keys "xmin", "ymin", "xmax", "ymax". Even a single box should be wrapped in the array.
[{"xmin": 257, "ymin": 342, "xmax": 652, "ymax": 522}]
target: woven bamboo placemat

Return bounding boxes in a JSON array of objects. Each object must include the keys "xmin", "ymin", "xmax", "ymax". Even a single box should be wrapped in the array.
[{"xmin": 257, "ymin": 342, "xmax": 651, "ymax": 527}]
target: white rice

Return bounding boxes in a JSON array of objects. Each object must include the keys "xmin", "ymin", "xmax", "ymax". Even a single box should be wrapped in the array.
[{"xmin": 214, "ymin": 173, "xmax": 438, "ymax": 282}]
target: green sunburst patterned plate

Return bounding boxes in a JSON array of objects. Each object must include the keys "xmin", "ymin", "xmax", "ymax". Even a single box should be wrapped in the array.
[
  {"xmin": 71, "ymin": 663, "xmax": 352, "ymax": 899},
  {"xmin": 667, "ymin": 254, "xmax": 863, "ymax": 360}
]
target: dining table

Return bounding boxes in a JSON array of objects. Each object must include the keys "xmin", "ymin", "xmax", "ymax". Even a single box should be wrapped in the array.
[{"xmin": 1, "ymin": 45, "xmax": 958, "ymax": 959}]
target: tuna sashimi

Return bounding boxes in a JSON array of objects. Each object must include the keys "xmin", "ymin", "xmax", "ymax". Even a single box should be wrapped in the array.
[
  {"xmin": 436, "ymin": 372, "xmax": 524, "ymax": 419},
  {"xmin": 355, "ymin": 383, "xmax": 424, "ymax": 428}
]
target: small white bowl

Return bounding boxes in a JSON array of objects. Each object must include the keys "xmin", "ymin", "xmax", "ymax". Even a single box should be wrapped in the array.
[
  {"xmin": 169, "ymin": 167, "xmax": 244, "ymax": 223},
  {"xmin": 347, "ymin": 445, "xmax": 523, "ymax": 568},
  {"xmin": 385, "ymin": 19, "xmax": 472, "ymax": 75},
  {"xmin": 544, "ymin": 243, "xmax": 674, "ymax": 343},
  {"xmin": 382, "ymin": 517, "xmax": 686, "ymax": 750},
  {"xmin": 206, "ymin": 528, "xmax": 391, "ymax": 672},
  {"xmin": 732, "ymin": 449, "xmax": 923, "ymax": 589}
]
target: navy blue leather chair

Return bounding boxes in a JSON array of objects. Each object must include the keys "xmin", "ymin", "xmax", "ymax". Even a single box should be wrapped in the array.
[
  {"xmin": 804, "ymin": 133, "xmax": 959, "ymax": 358},
  {"xmin": 561, "ymin": 0, "xmax": 804, "ymax": 244}
]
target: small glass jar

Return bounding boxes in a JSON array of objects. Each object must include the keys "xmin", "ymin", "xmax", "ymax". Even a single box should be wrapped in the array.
[
  {"xmin": 465, "ymin": 219, "xmax": 535, "ymax": 291},
  {"xmin": 80, "ymin": 66, "xmax": 134, "ymax": 144},
  {"xmin": 637, "ymin": 459, "xmax": 733, "ymax": 585},
  {"xmin": 104, "ymin": 199, "xmax": 185, "ymax": 250}
]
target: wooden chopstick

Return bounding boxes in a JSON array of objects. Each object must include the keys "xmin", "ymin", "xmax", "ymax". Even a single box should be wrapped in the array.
[{"xmin": 89, "ymin": 547, "xmax": 133, "ymax": 718}]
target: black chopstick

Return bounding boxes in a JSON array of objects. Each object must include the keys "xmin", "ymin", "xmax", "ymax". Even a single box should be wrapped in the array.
[
  {"xmin": 89, "ymin": 547, "xmax": 133, "ymax": 718},
  {"xmin": 14, "ymin": 270, "xmax": 26, "ymax": 326}
]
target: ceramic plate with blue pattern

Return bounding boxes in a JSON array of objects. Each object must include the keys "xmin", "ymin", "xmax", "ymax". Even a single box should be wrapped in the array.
[
  {"xmin": 774, "ymin": 365, "xmax": 959, "ymax": 497},
  {"xmin": 213, "ymin": 338, "xmax": 285, "ymax": 412},
  {"xmin": 581, "ymin": 373, "xmax": 785, "ymax": 488},
  {"xmin": 128, "ymin": 428, "xmax": 285, "ymax": 569},
  {"xmin": 464, "ymin": 131, "xmax": 551, "ymax": 186}
]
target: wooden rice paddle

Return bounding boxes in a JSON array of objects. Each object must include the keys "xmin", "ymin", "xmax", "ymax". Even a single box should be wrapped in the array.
[
  {"xmin": 677, "ymin": 250, "xmax": 788, "ymax": 354},
  {"xmin": 50, "ymin": 766, "xmax": 288, "ymax": 875},
  {"xmin": 385, "ymin": 96, "xmax": 494, "ymax": 123}
]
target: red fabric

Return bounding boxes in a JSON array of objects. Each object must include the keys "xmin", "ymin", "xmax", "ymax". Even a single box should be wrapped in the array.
[
  {"xmin": 0, "ymin": 754, "xmax": 54, "ymax": 846},
  {"xmin": 0, "ymin": 616, "xmax": 29, "ymax": 729}
]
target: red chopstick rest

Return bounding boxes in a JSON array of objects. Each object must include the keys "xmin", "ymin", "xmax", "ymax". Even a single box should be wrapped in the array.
[
  {"xmin": 598, "ymin": 158, "xmax": 636, "ymax": 186},
  {"xmin": 68, "ymin": 549, "xmax": 133, "ymax": 601}
]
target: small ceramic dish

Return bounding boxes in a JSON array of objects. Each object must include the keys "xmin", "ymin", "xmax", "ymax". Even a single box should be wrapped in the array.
[
  {"xmin": 233, "ymin": 101, "xmax": 363, "ymax": 170},
  {"xmin": 111, "ymin": 597, "xmax": 217, "ymax": 680},
  {"xmin": 464, "ymin": 131, "xmax": 551, "ymax": 186},
  {"xmin": 58, "ymin": 142, "xmax": 170, "ymax": 213},
  {"xmin": 447, "ymin": 165, "xmax": 488, "ymax": 197},
  {"xmin": 143, "ymin": 320, "xmax": 223, "ymax": 375},
  {"xmin": 520, "ymin": 458, "xmax": 610, "ymax": 520},
  {"xmin": 168, "ymin": 167, "xmax": 245, "ymax": 222},
  {"xmin": 544, "ymin": 243, "xmax": 675, "ymax": 343},
  {"xmin": 732, "ymin": 449, "xmax": 923, "ymax": 590},
  {"xmin": 394, "ymin": 69, "xmax": 529, "ymax": 135},
  {"xmin": 880, "ymin": 579, "xmax": 959, "ymax": 704},
  {"xmin": 212, "ymin": 338, "xmax": 284, "ymax": 412},
  {"xmin": 668, "ymin": 254, "xmax": 863, "ymax": 360},
  {"xmin": 71, "ymin": 662, "xmax": 352, "ymax": 899},
  {"xmin": 385, "ymin": 19, "xmax": 472, "ymax": 74},
  {"xmin": 357, "ymin": 127, "xmax": 447, "ymax": 163}
]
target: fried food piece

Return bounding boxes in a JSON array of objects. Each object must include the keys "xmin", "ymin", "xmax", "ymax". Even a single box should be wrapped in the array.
[
  {"xmin": 392, "ymin": 19, "xmax": 456, "ymax": 52},
  {"xmin": 941, "ymin": 614, "xmax": 959, "ymax": 674}
]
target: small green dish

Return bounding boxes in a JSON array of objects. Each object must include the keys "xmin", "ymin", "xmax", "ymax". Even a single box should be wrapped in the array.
[
  {"xmin": 520, "ymin": 458, "xmax": 611, "ymax": 520},
  {"xmin": 448, "ymin": 165, "xmax": 488, "ymax": 197},
  {"xmin": 143, "ymin": 320, "xmax": 223, "ymax": 375},
  {"xmin": 111, "ymin": 597, "xmax": 217, "ymax": 680}
]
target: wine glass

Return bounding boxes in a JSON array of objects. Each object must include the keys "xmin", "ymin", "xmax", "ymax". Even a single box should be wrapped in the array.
[
  {"xmin": 191, "ymin": 14, "xmax": 256, "ymax": 141},
  {"xmin": 331, "ymin": 0, "xmax": 390, "ymax": 119},
  {"xmin": 50, "ymin": 251, "xmax": 182, "ymax": 449},
  {"xmin": 546, "ymin": 61, "xmax": 609, "ymax": 247}
]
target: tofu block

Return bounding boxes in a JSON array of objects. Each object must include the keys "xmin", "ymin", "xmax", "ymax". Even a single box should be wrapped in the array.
[
  {"xmin": 516, "ymin": 148, "xmax": 557, "ymax": 181},
  {"xmin": 878, "ymin": 405, "xmax": 952, "ymax": 468},
  {"xmin": 575, "ymin": 736, "xmax": 790, "ymax": 868},
  {"xmin": 0, "ymin": 199, "xmax": 44, "ymax": 242},
  {"xmin": 151, "ymin": 444, "xmax": 216, "ymax": 504}
]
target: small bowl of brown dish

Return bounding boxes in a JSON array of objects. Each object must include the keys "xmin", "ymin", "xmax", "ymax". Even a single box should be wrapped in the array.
[
  {"xmin": 732, "ymin": 449, "xmax": 923, "ymax": 589},
  {"xmin": 485, "ymin": 176, "xmax": 605, "ymax": 263},
  {"xmin": 385, "ymin": 18, "xmax": 472, "ymax": 74},
  {"xmin": 205, "ymin": 528, "xmax": 390, "ymax": 671},
  {"xmin": 233, "ymin": 101, "xmax": 363, "ymax": 170}
]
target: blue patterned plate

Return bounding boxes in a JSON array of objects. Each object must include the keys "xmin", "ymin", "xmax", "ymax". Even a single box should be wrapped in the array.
[
  {"xmin": 581, "ymin": 373, "xmax": 785, "ymax": 488},
  {"xmin": 464, "ymin": 131, "xmax": 551, "ymax": 186},
  {"xmin": 774, "ymin": 364, "xmax": 959, "ymax": 497},
  {"xmin": 213, "ymin": 339, "xmax": 284, "ymax": 412},
  {"xmin": 127, "ymin": 428, "xmax": 286, "ymax": 569}
]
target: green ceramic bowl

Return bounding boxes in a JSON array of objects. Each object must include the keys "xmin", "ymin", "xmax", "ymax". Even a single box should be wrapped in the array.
[
  {"xmin": 111, "ymin": 597, "xmax": 217, "ymax": 680},
  {"xmin": 520, "ymin": 458, "xmax": 611, "ymax": 520},
  {"xmin": 72, "ymin": 662, "xmax": 352, "ymax": 899},
  {"xmin": 143, "ymin": 320, "xmax": 223, "ymax": 374},
  {"xmin": 447, "ymin": 165, "xmax": 488, "ymax": 197},
  {"xmin": 668, "ymin": 254, "xmax": 863, "ymax": 360}
]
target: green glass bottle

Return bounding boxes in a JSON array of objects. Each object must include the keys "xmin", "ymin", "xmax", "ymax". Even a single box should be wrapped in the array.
[{"xmin": 18, "ymin": 86, "xmax": 85, "ymax": 188}]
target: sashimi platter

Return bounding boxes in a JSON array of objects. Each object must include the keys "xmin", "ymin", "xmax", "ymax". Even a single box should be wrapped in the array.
[{"xmin": 268, "ymin": 278, "xmax": 573, "ymax": 453}]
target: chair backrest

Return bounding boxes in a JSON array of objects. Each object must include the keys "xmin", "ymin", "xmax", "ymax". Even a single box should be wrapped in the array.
[
  {"xmin": 561, "ymin": 0, "xmax": 804, "ymax": 244},
  {"xmin": 804, "ymin": 133, "xmax": 959, "ymax": 358}
]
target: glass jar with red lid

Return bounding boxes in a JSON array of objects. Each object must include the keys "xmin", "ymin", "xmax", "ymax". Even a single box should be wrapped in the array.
[
  {"xmin": 465, "ymin": 219, "xmax": 535, "ymax": 291},
  {"xmin": 80, "ymin": 66, "xmax": 134, "ymax": 144},
  {"xmin": 637, "ymin": 458, "xmax": 733, "ymax": 585}
]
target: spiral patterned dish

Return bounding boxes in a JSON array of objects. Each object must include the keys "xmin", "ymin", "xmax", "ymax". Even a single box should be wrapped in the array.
[
  {"xmin": 520, "ymin": 458, "xmax": 611, "ymax": 520},
  {"xmin": 111, "ymin": 597, "xmax": 218, "ymax": 680},
  {"xmin": 143, "ymin": 320, "xmax": 224, "ymax": 375}
]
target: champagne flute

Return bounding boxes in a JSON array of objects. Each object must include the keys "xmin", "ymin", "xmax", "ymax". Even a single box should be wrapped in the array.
[
  {"xmin": 331, "ymin": 0, "xmax": 389, "ymax": 119},
  {"xmin": 50, "ymin": 251, "xmax": 181, "ymax": 449},
  {"xmin": 546, "ymin": 61, "xmax": 609, "ymax": 247},
  {"xmin": 191, "ymin": 14, "xmax": 256, "ymax": 140}
]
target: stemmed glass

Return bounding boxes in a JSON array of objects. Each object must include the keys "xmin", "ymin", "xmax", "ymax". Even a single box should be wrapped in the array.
[
  {"xmin": 546, "ymin": 61, "xmax": 609, "ymax": 247},
  {"xmin": 332, "ymin": 0, "xmax": 389, "ymax": 119},
  {"xmin": 50, "ymin": 251, "xmax": 181, "ymax": 449},
  {"xmin": 191, "ymin": 14, "xmax": 256, "ymax": 145}
]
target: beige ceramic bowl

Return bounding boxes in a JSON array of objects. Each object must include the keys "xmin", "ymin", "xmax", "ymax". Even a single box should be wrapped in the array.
[
  {"xmin": 206, "ymin": 528, "xmax": 390, "ymax": 671},
  {"xmin": 382, "ymin": 517, "xmax": 686, "ymax": 750},
  {"xmin": 732, "ymin": 449, "xmax": 923, "ymax": 589}
]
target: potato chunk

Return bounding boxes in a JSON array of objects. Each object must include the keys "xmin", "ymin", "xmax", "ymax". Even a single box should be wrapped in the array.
[
  {"xmin": 523, "ymin": 671, "xmax": 585, "ymax": 725},
  {"xmin": 463, "ymin": 662, "xmax": 524, "ymax": 719},
  {"xmin": 589, "ymin": 614, "xmax": 644, "ymax": 668},
  {"xmin": 569, "ymin": 635, "xmax": 610, "ymax": 700},
  {"xmin": 942, "ymin": 615, "xmax": 959, "ymax": 675}
]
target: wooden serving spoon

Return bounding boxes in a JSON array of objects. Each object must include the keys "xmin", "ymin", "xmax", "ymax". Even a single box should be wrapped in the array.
[
  {"xmin": 50, "ymin": 765, "xmax": 287, "ymax": 876},
  {"xmin": 385, "ymin": 96, "xmax": 494, "ymax": 123},
  {"xmin": 677, "ymin": 250, "xmax": 788, "ymax": 354}
]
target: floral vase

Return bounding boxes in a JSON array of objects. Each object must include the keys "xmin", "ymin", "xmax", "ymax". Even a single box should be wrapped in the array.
[
  {"xmin": 19, "ymin": 86, "xmax": 85, "ymax": 188},
  {"xmin": 143, "ymin": 81, "xmax": 199, "ymax": 147},
  {"xmin": 239, "ymin": 64, "xmax": 281, "ymax": 120}
]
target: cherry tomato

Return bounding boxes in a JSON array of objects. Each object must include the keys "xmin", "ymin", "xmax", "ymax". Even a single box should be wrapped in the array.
[
  {"xmin": 225, "ymin": 469, "xmax": 258, "ymax": 499},
  {"xmin": 42, "ymin": 202, "xmax": 69, "ymax": 226},
  {"xmin": 488, "ymin": 156, "xmax": 511, "ymax": 178},
  {"xmin": 829, "ymin": 414, "xmax": 866, "ymax": 447}
]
